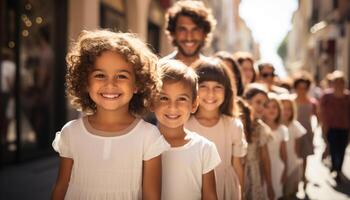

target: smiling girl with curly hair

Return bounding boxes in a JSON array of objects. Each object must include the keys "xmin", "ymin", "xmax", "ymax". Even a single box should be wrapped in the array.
[{"xmin": 52, "ymin": 30, "xmax": 170, "ymax": 199}]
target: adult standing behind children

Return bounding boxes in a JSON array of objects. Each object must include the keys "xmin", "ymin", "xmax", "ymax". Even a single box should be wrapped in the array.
[
  {"xmin": 51, "ymin": 30, "xmax": 170, "ymax": 200},
  {"xmin": 162, "ymin": 0, "xmax": 216, "ymax": 66}
]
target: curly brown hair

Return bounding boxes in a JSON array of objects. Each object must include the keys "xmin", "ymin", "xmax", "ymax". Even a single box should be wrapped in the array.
[
  {"xmin": 65, "ymin": 30, "xmax": 161, "ymax": 116},
  {"xmin": 165, "ymin": 0, "xmax": 216, "ymax": 46}
]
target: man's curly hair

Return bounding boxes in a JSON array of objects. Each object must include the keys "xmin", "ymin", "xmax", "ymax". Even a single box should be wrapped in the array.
[
  {"xmin": 165, "ymin": 0, "xmax": 216, "ymax": 47},
  {"xmin": 65, "ymin": 30, "xmax": 161, "ymax": 116}
]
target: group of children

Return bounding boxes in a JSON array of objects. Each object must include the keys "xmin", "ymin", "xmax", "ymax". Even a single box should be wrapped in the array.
[{"xmin": 51, "ymin": 30, "xmax": 309, "ymax": 200}]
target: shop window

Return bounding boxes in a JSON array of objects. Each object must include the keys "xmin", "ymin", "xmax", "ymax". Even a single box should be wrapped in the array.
[{"xmin": 1, "ymin": 0, "xmax": 67, "ymax": 164}]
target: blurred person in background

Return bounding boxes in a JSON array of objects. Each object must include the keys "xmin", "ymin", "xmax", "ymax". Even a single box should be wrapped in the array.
[
  {"xmin": 215, "ymin": 51, "xmax": 244, "ymax": 96},
  {"xmin": 257, "ymin": 62, "xmax": 289, "ymax": 95},
  {"xmin": 233, "ymin": 51, "xmax": 256, "ymax": 87},
  {"xmin": 320, "ymin": 70, "xmax": 350, "ymax": 183},
  {"xmin": 0, "ymin": 48, "xmax": 16, "ymax": 150},
  {"xmin": 292, "ymin": 72, "xmax": 319, "ymax": 190},
  {"xmin": 280, "ymin": 94, "xmax": 306, "ymax": 199},
  {"xmin": 262, "ymin": 93, "xmax": 289, "ymax": 199},
  {"xmin": 30, "ymin": 26, "xmax": 53, "ymax": 149},
  {"xmin": 243, "ymin": 84, "xmax": 275, "ymax": 200}
]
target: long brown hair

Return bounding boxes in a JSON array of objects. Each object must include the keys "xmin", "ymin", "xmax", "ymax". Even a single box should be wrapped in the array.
[{"xmin": 237, "ymin": 97, "xmax": 253, "ymax": 143}]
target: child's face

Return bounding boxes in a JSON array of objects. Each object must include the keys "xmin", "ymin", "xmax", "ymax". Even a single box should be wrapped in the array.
[
  {"xmin": 249, "ymin": 93, "xmax": 267, "ymax": 119},
  {"xmin": 197, "ymin": 81, "xmax": 225, "ymax": 112},
  {"xmin": 282, "ymin": 101, "xmax": 293, "ymax": 123},
  {"xmin": 295, "ymin": 82, "xmax": 309, "ymax": 96},
  {"xmin": 263, "ymin": 100, "xmax": 279, "ymax": 122},
  {"xmin": 241, "ymin": 60, "xmax": 254, "ymax": 84},
  {"xmin": 87, "ymin": 51, "xmax": 137, "ymax": 112},
  {"xmin": 154, "ymin": 81, "xmax": 197, "ymax": 129}
]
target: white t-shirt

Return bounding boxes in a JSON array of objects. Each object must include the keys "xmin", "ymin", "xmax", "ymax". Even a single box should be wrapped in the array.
[
  {"xmin": 161, "ymin": 130, "xmax": 221, "ymax": 200},
  {"xmin": 267, "ymin": 124, "xmax": 289, "ymax": 199},
  {"xmin": 52, "ymin": 117, "xmax": 170, "ymax": 200},
  {"xmin": 286, "ymin": 120, "xmax": 306, "ymax": 175}
]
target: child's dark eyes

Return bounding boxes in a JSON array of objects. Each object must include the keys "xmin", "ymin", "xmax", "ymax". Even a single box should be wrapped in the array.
[
  {"xmin": 178, "ymin": 96, "xmax": 190, "ymax": 101},
  {"xmin": 159, "ymin": 96, "xmax": 169, "ymax": 101},
  {"xmin": 215, "ymin": 85, "xmax": 224, "ymax": 90},
  {"xmin": 93, "ymin": 73, "xmax": 105, "ymax": 79},
  {"xmin": 116, "ymin": 74, "xmax": 128, "ymax": 79},
  {"xmin": 92, "ymin": 73, "xmax": 128, "ymax": 80}
]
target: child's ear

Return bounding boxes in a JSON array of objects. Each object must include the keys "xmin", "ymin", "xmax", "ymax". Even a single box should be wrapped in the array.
[
  {"xmin": 149, "ymin": 103, "xmax": 155, "ymax": 112},
  {"xmin": 191, "ymin": 96, "xmax": 199, "ymax": 113},
  {"xmin": 133, "ymin": 86, "xmax": 138, "ymax": 94}
]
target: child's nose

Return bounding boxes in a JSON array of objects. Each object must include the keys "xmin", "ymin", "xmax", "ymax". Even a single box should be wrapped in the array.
[
  {"xmin": 167, "ymin": 101, "xmax": 178, "ymax": 110},
  {"xmin": 106, "ymin": 77, "xmax": 118, "ymax": 86}
]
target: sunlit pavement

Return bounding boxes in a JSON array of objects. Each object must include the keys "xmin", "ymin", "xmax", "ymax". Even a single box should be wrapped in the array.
[{"xmin": 298, "ymin": 125, "xmax": 350, "ymax": 200}]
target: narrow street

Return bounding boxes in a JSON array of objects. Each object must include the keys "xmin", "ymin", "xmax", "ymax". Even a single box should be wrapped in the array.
[{"xmin": 300, "ymin": 125, "xmax": 350, "ymax": 200}]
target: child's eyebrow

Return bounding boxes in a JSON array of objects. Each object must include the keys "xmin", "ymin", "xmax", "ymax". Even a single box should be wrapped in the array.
[
  {"xmin": 160, "ymin": 92, "xmax": 191, "ymax": 98},
  {"xmin": 90, "ymin": 69, "xmax": 132, "ymax": 74},
  {"xmin": 116, "ymin": 69, "xmax": 132, "ymax": 74}
]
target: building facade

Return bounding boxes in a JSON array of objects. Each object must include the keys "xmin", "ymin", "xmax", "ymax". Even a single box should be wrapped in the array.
[{"xmin": 285, "ymin": 0, "xmax": 350, "ymax": 84}]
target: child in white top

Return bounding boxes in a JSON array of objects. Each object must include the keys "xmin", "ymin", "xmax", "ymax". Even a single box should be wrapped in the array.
[
  {"xmin": 185, "ymin": 58, "xmax": 247, "ymax": 200},
  {"xmin": 51, "ymin": 30, "xmax": 169, "ymax": 200},
  {"xmin": 153, "ymin": 60, "xmax": 221, "ymax": 200},
  {"xmin": 263, "ymin": 93, "xmax": 289, "ymax": 199},
  {"xmin": 280, "ymin": 95, "xmax": 306, "ymax": 197}
]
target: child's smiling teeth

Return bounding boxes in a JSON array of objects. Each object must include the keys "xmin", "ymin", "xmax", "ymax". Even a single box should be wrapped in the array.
[
  {"xmin": 204, "ymin": 99, "xmax": 216, "ymax": 104},
  {"xmin": 101, "ymin": 93, "xmax": 120, "ymax": 99},
  {"xmin": 165, "ymin": 114, "xmax": 180, "ymax": 119}
]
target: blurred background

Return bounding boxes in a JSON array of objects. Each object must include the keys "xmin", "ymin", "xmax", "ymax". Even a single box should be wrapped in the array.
[{"xmin": 0, "ymin": 0, "xmax": 350, "ymax": 199}]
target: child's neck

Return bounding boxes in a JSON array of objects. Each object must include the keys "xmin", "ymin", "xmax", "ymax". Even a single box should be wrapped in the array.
[
  {"xmin": 282, "ymin": 120, "xmax": 290, "ymax": 126},
  {"xmin": 296, "ymin": 94, "xmax": 309, "ymax": 102},
  {"xmin": 194, "ymin": 108, "xmax": 221, "ymax": 127},
  {"xmin": 265, "ymin": 119, "xmax": 278, "ymax": 130},
  {"xmin": 88, "ymin": 109, "xmax": 135, "ymax": 133},
  {"xmin": 158, "ymin": 124, "xmax": 189, "ymax": 148}
]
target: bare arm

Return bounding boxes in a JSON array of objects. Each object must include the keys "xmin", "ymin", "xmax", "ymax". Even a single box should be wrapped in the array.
[
  {"xmin": 143, "ymin": 155, "xmax": 162, "ymax": 200},
  {"xmin": 51, "ymin": 157, "xmax": 73, "ymax": 200},
  {"xmin": 202, "ymin": 170, "xmax": 218, "ymax": 200},
  {"xmin": 260, "ymin": 145, "xmax": 275, "ymax": 200},
  {"xmin": 295, "ymin": 137, "xmax": 302, "ymax": 158},
  {"xmin": 232, "ymin": 157, "xmax": 245, "ymax": 197},
  {"xmin": 279, "ymin": 141, "xmax": 288, "ymax": 184}
]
